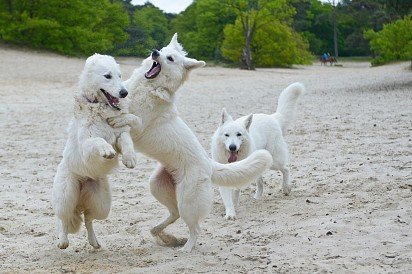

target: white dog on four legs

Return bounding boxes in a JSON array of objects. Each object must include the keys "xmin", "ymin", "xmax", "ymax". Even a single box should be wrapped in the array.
[
  {"xmin": 108, "ymin": 34, "xmax": 273, "ymax": 252},
  {"xmin": 52, "ymin": 54, "xmax": 137, "ymax": 249},
  {"xmin": 211, "ymin": 82, "xmax": 305, "ymax": 220}
]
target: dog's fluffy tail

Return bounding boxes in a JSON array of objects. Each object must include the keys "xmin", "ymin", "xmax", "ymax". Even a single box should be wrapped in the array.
[
  {"xmin": 272, "ymin": 82, "xmax": 305, "ymax": 132},
  {"xmin": 211, "ymin": 150, "xmax": 272, "ymax": 188}
]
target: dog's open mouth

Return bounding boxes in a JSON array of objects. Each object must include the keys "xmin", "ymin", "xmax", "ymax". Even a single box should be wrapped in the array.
[
  {"xmin": 228, "ymin": 151, "xmax": 238, "ymax": 163},
  {"xmin": 145, "ymin": 61, "xmax": 161, "ymax": 79},
  {"xmin": 100, "ymin": 88, "xmax": 120, "ymax": 110}
]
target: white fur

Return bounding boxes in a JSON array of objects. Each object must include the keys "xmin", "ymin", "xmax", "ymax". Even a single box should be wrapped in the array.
[
  {"xmin": 52, "ymin": 54, "xmax": 137, "ymax": 249},
  {"xmin": 211, "ymin": 82, "xmax": 305, "ymax": 219},
  {"xmin": 108, "ymin": 34, "xmax": 273, "ymax": 252}
]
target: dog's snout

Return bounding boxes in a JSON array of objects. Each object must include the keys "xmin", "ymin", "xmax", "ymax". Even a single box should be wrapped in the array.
[
  {"xmin": 229, "ymin": 144, "xmax": 237, "ymax": 152},
  {"xmin": 119, "ymin": 88, "xmax": 128, "ymax": 98},
  {"xmin": 152, "ymin": 50, "xmax": 160, "ymax": 59}
]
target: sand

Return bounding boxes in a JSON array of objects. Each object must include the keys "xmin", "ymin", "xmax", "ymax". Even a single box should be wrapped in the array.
[{"xmin": 0, "ymin": 47, "xmax": 411, "ymax": 273}]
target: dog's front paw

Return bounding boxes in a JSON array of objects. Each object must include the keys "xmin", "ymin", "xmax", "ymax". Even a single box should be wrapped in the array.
[
  {"xmin": 107, "ymin": 115, "xmax": 130, "ymax": 128},
  {"xmin": 224, "ymin": 207, "xmax": 237, "ymax": 220},
  {"xmin": 98, "ymin": 144, "xmax": 116, "ymax": 159},
  {"xmin": 122, "ymin": 153, "xmax": 137, "ymax": 169}
]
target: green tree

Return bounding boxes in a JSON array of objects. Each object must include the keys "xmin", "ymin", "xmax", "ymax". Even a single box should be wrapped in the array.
[
  {"xmin": 116, "ymin": 3, "xmax": 169, "ymax": 56},
  {"xmin": 221, "ymin": 0, "xmax": 311, "ymax": 68},
  {"xmin": 0, "ymin": 0, "xmax": 129, "ymax": 56},
  {"xmin": 291, "ymin": 0, "xmax": 338, "ymax": 56},
  {"xmin": 134, "ymin": 4, "xmax": 169, "ymax": 52},
  {"xmin": 364, "ymin": 15, "xmax": 412, "ymax": 66},
  {"xmin": 172, "ymin": 0, "xmax": 236, "ymax": 60}
]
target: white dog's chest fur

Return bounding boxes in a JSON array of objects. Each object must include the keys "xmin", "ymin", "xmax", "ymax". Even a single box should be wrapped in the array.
[
  {"xmin": 126, "ymin": 79, "xmax": 211, "ymax": 174},
  {"xmin": 64, "ymin": 96, "xmax": 130, "ymax": 177},
  {"xmin": 74, "ymin": 95, "xmax": 129, "ymax": 146}
]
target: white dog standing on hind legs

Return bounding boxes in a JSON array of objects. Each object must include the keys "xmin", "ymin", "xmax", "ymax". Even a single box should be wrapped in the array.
[
  {"xmin": 108, "ymin": 33, "xmax": 273, "ymax": 252},
  {"xmin": 52, "ymin": 54, "xmax": 137, "ymax": 249},
  {"xmin": 211, "ymin": 82, "xmax": 305, "ymax": 220}
]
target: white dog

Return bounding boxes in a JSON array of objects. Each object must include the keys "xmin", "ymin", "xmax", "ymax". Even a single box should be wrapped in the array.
[
  {"xmin": 108, "ymin": 34, "xmax": 273, "ymax": 252},
  {"xmin": 52, "ymin": 54, "xmax": 137, "ymax": 249},
  {"xmin": 211, "ymin": 82, "xmax": 304, "ymax": 219}
]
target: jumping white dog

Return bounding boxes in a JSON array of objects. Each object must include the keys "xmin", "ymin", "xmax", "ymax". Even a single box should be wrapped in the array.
[
  {"xmin": 108, "ymin": 34, "xmax": 273, "ymax": 252},
  {"xmin": 52, "ymin": 54, "xmax": 137, "ymax": 249},
  {"xmin": 211, "ymin": 82, "xmax": 304, "ymax": 219}
]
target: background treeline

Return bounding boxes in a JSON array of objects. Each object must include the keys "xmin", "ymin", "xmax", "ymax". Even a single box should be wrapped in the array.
[{"xmin": 0, "ymin": 0, "xmax": 411, "ymax": 67}]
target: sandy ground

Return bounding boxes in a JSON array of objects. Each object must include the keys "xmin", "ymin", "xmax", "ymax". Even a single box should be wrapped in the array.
[{"xmin": 0, "ymin": 47, "xmax": 411, "ymax": 273}]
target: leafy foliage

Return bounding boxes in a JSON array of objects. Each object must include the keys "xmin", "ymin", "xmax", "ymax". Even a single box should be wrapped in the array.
[
  {"xmin": 364, "ymin": 15, "xmax": 412, "ymax": 65},
  {"xmin": 172, "ymin": 0, "xmax": 236, "ymax": 60},
  {"xmin": 291, "ymin": 0, "xmax": 411, "ymax": 57},
  {"xmin": 0, "ymin": 0, "xmax": 129, "ymax": 56},
  {"xmin": 221, "ymin": 0, "xmax": 311, "ymax": 68},
  {"xmin": 114, "ymin": 3, "xmax": 170, "ymax": 56}
]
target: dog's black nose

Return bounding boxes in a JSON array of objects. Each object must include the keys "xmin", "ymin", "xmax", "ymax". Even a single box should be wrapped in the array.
[
  {"xmin": 229, "ymin": 144, "xmax": 237, "ymax": 152},
  {"xmin": 152, "ymin": 50, "xmax": 160, "ymax": 58},
  {"xmin": 119, "ymin": 88, "xmax": 128, "ymax": 98}
]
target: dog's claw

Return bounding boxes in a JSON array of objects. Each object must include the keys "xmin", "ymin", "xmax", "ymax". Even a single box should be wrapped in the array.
[
  {"xmin": 225, "ymin": 214, "xmax": 237, "ymax": 220},
  {"xmin": 98, "ymin": 145, "xmax": 116, "ymax": 159},
  {"xmin": 224, "ymin": 207, "xmax": 237, "ymax": 220},
  {"xmin": 57, "ymin": 241, "xmax": 69, "ymax": 249},
  {"xmin": 107, "ymin": 116, "xmax": 128, "ymax": 128},
  {"xmin": 122, "ymin": 153, "xmax": 137, "ymax": 169},
  {"xmin": 91, "ymin": 242, "xmax": 101, "ymax": 249},
  {"xmin": 153, "ymin": 231, "xmax": 187, "ymax": 247}
]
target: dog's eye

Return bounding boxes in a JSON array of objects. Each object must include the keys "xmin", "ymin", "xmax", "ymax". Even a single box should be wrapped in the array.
[
  {"xmin": 118, "ymin": 74, "xmax": 121, "ymax": 78},
  {"xmin": 167, "ymin": 56, "xmax": 174, "ymax": 62},
  {"xmin": 224, "ymin": 133, "xmax": 229, "ymax": 137},
  {"xmin": 104, "ymin": 74, "xmax": 112, "ymax": 79},
  {"xmin": 237, "ymin": 133, "xmax": 242, "ymax": 137}
]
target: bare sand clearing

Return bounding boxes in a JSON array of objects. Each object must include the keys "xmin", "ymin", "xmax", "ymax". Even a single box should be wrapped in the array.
[{"xmin": 0, "ymin": 47, "xmax": 411, "ymax": 273}]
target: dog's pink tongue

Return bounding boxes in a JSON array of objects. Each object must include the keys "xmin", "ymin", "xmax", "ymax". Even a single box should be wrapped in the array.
[
  {"xmin": 145, "ymin": 64, "xmax": 160, "ymax": 78},
  {"xmin": 228, "ymin": 152, "xmax": 237, "ymax": 163}
]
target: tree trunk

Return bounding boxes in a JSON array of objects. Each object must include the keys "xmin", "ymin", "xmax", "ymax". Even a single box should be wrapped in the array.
[
  {"xmin": 242, "ymin": 26, "xmax": 254, "ymax": 70},
  {"xmin": 6, "ymin": 0, "xmax": 12, "ymax": 13},
  {"xmin": 332, "ymin": 3, "xmax": 338, "ymax": 58}
]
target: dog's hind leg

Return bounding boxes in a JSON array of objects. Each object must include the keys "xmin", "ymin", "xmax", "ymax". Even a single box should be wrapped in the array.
[
  {"xmin": 178, "ymin": 174, "xmax": 213, "ymax": 252},
  {"xmin": 84, "ymin": 220, "xmax": 100, "ymax": 249},
  {"xmin": 150, "ymin": 165, "xmax": 186, "ymax": 247},
  {"xmin": 219, "ymin": 187, "xmax": 237, "ymax": 220},
  {"xmin": 280, "ymin": 167, "xmax": 291, "ymax": 195},
  {"xmin": 233, "ymin": 189, "xmax": 241, "ymax": 206},
  {"xmin": 52, "ymin": 163, "xmax": 81, "ymax": 249},
  {"xmin": 254, "ymin": 176, "xmax": 264, "ymax": 199},
  {"xmin": 81, "ymin": 177, "xmax": 111, "ymax": 249},
  {"xmin": 56, "ymin": 219, "xmax": 69, "ymax": 249},
  {"xmin": 269, "ymin": 137, "xmax": 292, "ymax": 195}
]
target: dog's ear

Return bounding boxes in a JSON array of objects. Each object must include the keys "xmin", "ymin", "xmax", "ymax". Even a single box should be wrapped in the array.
[
  {"xmin": 243, "ymin": 114, "xmax": 253, "ymax": 131},
  {"xmin": 168, "ymin": 33, "xmax": 186, "ymax": 55},
  {"xmin": 184, "ymin": 57, "xmax": 206, "ymax": 70},
  {"xmin": 169, "ymin": 33, "xmax": 179, "ymax": 46},
  {"xmin": 221, "ymin": 108, "xmax": 233, "ymax": 125},
  {"xmin": 85, "ymin": 53, "xmax": 99, "ymax": 66}
]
